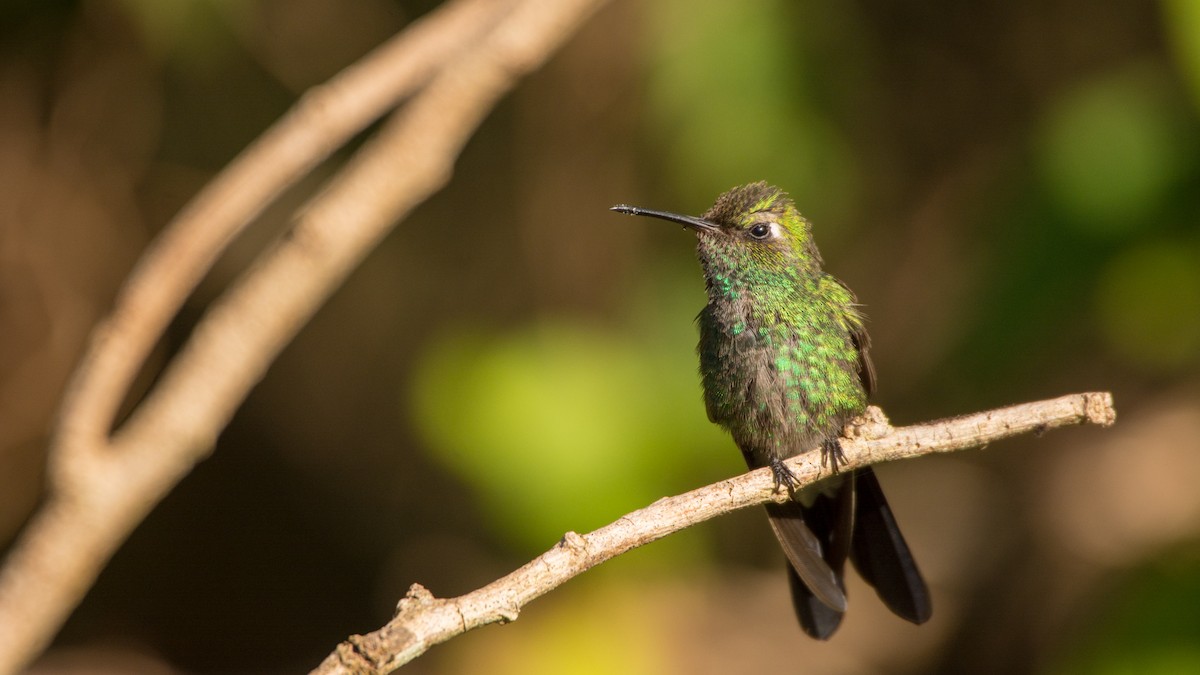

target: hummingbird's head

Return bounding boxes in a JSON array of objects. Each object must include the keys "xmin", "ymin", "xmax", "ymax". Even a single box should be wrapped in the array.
[{"xmin": 611, "ymin": 181, "xmax": 821, "ymax": 281}]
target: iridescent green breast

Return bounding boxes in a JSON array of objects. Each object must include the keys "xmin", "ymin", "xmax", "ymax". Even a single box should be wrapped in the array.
[{"xmin": 697, "ymin": 274, "xmax": 866, "ymax": 461}]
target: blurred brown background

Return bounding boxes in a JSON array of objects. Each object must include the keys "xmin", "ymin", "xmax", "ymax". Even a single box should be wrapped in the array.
[{"xmin": 3, "ymin": 0, "xmax": 1200, "ymax": 673}]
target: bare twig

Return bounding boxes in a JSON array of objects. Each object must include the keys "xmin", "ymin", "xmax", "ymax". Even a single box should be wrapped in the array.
[
  {"xmin": 0, "ymin": 0, "xmax": 610, "ymax": 672},
  {"xmin": 55, "ymin": 0, "xmax": 507, "ymax": 455},
  {"xmin": 311, "ymin": 392, "xmax": 1116, "ymax": 674}
]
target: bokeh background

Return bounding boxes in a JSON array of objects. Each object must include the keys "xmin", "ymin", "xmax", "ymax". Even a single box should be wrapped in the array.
[{"xmin": 3, "ymin": 0, "xmax": 1200, "ymax": 673}]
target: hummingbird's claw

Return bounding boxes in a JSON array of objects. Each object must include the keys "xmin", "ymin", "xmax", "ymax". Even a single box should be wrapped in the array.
[
  {"xmin": 769, "ymin": 457, "xmax": 800, "ymax": 498},
  {"xmin": 821, "ymin": 438, "xmax": 847, "ymax": 474}
]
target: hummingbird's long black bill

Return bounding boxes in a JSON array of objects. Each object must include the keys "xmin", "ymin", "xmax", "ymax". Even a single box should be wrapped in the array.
[{"xmin": 610, "ymin": 205, "xmax": 719, "ymax": 232}]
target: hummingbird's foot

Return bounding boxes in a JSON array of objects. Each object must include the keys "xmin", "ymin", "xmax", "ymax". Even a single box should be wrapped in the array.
[
  {"xmin": 821, "ymin": 438, "xmax": 847, "ymax": 474},
  {"xmin": 768, "ymin": 457, "xmax": 799, "ymax": 498}
]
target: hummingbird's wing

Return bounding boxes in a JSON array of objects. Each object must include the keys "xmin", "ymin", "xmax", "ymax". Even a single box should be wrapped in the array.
[
  {"xmin": 849, "ymin": 466, "xmax": 933, "ymax": 624},
  {"xmin": 838, "ymin": 280, "xmax": 876, "ymax": 397}
]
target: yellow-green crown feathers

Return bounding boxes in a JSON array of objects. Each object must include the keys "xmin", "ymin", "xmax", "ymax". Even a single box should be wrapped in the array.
[{"xmin": 699, "ymin": 181, "xmax": 822, "ymax": 269}]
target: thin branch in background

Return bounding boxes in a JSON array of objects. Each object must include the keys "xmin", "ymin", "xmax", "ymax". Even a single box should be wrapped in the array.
[
  {"xmin": 55, "ymin": 0, "xmax": 506, "ymax": 455},
  {"xmin": 311, "ymin": 392, "xmax": 1116, "ymax": 675},
  {"xmin": 0, "ymin": 0, "xmax": 611, "ymax": 672}
]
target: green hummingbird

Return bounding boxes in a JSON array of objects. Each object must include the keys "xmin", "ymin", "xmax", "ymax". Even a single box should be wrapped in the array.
[{"xmin": 612, "ymin": 182, "xmax": 931, "ymax": 639}]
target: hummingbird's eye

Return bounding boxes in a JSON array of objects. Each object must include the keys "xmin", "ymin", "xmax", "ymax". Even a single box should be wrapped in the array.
[{"xmin": 748, "ymin": 223, "xmax": 772, "ymax": 240}]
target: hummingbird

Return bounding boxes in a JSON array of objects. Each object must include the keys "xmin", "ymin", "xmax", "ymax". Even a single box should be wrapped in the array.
[{"xmin": 612, "ymin": 182, "xmax": 931, "ymax": 639}]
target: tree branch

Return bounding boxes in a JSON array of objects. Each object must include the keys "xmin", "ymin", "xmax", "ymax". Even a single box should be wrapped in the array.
[
  {"xmin": 54, "ymin": 0, "xmax": 508, "ymax": 457},
  {"xmin": 311, "ymin": 392, "xmax": 1116, "ymax": 674}
]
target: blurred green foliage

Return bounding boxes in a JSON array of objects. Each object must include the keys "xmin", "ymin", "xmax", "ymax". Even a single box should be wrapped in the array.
[
  {"xmin": 410, "ymin": 275, "xmax": 730, "ymax": 553},
  {"xmin": 1095, "ymin": 240, "xmax": 1200, "ymax": 369},
  {"xmin": 1035, "ymin": 64, "xmax": 1188, "ymax": 235},
  {"xmin": 939, "ymin": 57, "xmax": 1200, "ymax": 396},
  {"xmin": 1029, "ymin": 59, "xmax": 1200, "ymax": 372},
  {"xmin": 441, "ymin": 582, "xmax": 671, "ymax": 675},
  {"xmin": 642, "ymin": 0, "xmax": 858, "ymax": 223},
  {"xmin": 1164, "ymin": 0, "xmax": 1200, "ymax": 109},
  {"xmin": 115, "ymin": 0, "xmax": 250, "ymax": 65},
  {"xmin": 1052, "ymin": 552, "xmax": 1200, "ymax": 675}
]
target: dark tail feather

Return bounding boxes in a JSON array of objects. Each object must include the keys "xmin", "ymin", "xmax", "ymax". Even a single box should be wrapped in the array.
[
  {"xmin": 766, "ymin": 479, "xmax": 856, "ymax": 638},
  {"xmin": 786, "ymin": 564, "xmax": 844, "ymax": 640},
  {"xmin": 765, "ymin": 501, "xmax": 846, "ymax": 614},
  {"xmin": 849, "ymin": 467, "xmax": 932, "ymax": 624}
]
